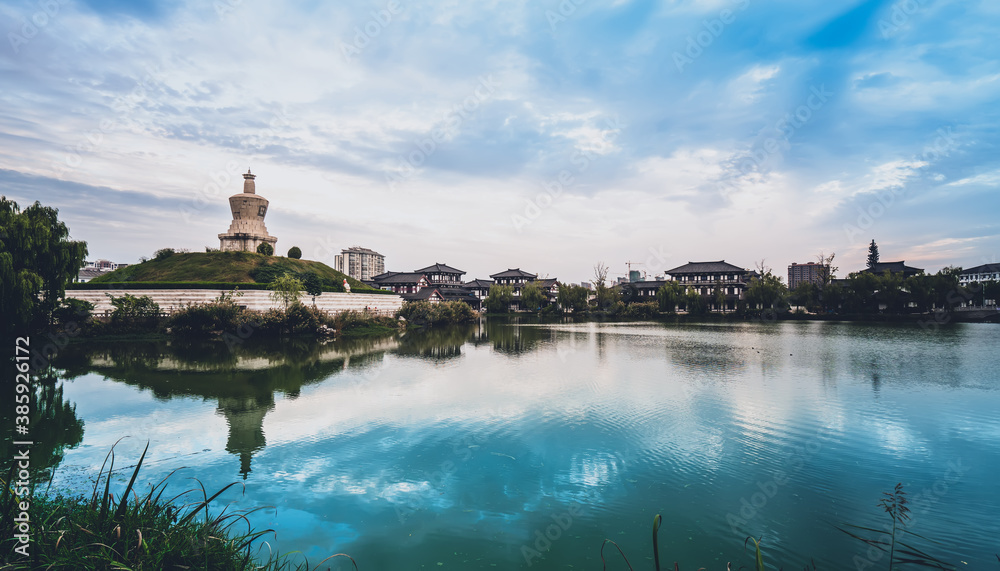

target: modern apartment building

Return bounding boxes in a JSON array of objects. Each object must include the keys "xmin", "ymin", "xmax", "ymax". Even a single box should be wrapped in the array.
[{"xmin": 334, "ymin": 247, "xmax": 386, "ymax": 282}]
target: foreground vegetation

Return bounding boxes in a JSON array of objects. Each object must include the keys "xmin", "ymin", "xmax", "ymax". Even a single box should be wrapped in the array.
[
  {"xmin": 1, "ymin": 444, "xmax": 356, "ymax": 570},
  {"xmin": 50, "ymin": 290, "xmax": 401, "ymax": 341}
]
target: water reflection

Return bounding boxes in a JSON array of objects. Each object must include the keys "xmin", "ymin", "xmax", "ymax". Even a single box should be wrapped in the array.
[
  {"xmin": 35, "ymin": 321, "xmax": 1000, "ymax": 569},
  {"xmin": 50, "ymin": 336, "xmax": 401, "ymax": 478},
  {"xmin": 0, "ymin": 371, "xmax": 84, "ymax": 483}
]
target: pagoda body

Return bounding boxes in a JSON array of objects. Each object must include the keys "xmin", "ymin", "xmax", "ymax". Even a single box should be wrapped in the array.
[{"xmin": 218, "ymin": 170, "xmax": 278, "ymax": 252}]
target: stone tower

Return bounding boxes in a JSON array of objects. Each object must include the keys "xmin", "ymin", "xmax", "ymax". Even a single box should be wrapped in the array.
[{"xmin": 218, "ymin": 169, "xmax": 278, "ymax": 252}]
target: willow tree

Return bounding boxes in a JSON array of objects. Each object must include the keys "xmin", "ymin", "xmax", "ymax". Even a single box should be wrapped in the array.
[{"xmin": 1, "ymin": 197, "xmax": 88, "ymax": 337}]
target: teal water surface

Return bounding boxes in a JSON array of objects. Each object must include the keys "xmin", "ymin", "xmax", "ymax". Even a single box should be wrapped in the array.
[{"xmin": 32, "ymin": 320, "xmax": 1000, "ymax": 569}]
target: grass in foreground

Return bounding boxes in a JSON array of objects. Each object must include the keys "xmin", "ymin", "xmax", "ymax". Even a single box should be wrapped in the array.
[{"xmin": 1, "ymin": 442, "xmax": 357, "ymax": 570}]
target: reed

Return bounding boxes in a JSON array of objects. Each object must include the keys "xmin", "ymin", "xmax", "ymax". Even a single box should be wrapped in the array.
[{"xmin": 1, "ymin": 442, "xmax": 358, "ymax": 570}]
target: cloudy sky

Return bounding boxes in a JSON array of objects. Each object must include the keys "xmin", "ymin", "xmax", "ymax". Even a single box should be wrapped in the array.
[{"xmin": 2, "ymin": 0, "xmax": 998, "ymax": 283}]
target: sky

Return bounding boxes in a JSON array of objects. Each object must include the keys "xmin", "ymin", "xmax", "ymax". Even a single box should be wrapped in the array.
[{"xmin": 1, "ymin": 0, "xmax": 998, "ymax": 284}]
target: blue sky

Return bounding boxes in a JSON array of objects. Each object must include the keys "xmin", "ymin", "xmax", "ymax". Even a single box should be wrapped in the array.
[{"xmin": 2, "ymin": 0, "xmax": 998, "ymax": 283}]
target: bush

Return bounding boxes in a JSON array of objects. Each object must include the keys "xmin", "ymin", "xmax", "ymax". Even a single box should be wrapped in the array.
[
  {"xmin": 256, "ymin": 242, "xmax": 274, "ymax": 256},
  {"xmin": 168, "ymin": 294, "xmax": 247, "ymax": 336},
  {"xmin": 154, "ymin": 248, "xmax": 175, "ymax": 260},
  {"xmin": 52, "ymin": 298, "xmax": 94, "ymax": 326},
  {"xmin": 624, "ymin": 301, "xmax": 659, "ymax": 319},
  {"xmin": 106, "ymin": 293, "xmax": 161, "ymax": 333},
  {"xmin": 397, "ymin": 301, "xmax": 477, "ymax": 327},
  {"xmin": 287, "ymin": 246, "xmax": 302, "ymax": 259}
]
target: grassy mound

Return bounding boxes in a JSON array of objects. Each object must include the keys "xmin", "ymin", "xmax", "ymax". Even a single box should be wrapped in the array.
[{"xmin": 87, "ymin": 251, "xmax": 380, "ymax": 292}]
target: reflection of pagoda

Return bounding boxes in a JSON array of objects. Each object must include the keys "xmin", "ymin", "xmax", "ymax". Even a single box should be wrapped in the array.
[
  {"xmin": 217, "ymin": 395, "xmax": 275, "ymax": 479},
  {"xmin": 218, "ymin": 169, "xmax": 278, "ymax": 252}
]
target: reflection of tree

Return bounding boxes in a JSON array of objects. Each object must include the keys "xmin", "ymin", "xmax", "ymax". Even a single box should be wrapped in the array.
[
  {"xmin": 395, "ymin": 325, "xmax": 474, "ymax": 360},
  {"xmin": 0, "ymin": 371, "xmax": 84, "ymax": 484},
  {"xmin": 484, "ymin": 319, "xmax": 548, "ymax": 355}
]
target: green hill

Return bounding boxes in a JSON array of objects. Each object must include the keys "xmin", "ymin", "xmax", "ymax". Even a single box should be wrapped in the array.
[{"xmin": 84, "ymin": 251, "xmax": 383, "ymax": 292}]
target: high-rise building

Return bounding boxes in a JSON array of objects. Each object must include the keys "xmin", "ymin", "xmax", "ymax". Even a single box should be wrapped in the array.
[
  {"xmin": 788, "ymin": 262, "xmax": 829, "ymax": 289},
  {"xmin": 335, "ymin": 247, "xmax": 386, "ymax": 281}
]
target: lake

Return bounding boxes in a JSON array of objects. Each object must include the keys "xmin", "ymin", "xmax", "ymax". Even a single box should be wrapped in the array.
[{"xmin": 31, "ymin": 319, "xmax": 1000, "ymax": 569}]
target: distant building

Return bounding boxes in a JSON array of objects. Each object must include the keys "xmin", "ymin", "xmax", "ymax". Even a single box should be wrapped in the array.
[
  {"xmin": 77, "ymin": 259, "xmax": 130, "ymax": 282},
  {"xmin": 218, "ymin": 170, "xmax": 278, "ymax": 253},
  {"xmin": 860, "ymin": 261, "xmax": 923, "ymax": 278},
  {"xmin": 665, "ymin": 260, "xmax": 750, "ymax": 312},
  {"xmin": 959, "ymin": 263, "xmax": 1000, "ymax": 285},
  {"xmin": 335, "ymin": 247, "xmax": 385, "ymax": 282},
  {"xmin": 788, "ymin": 262, "xmax": 830, "ymax": 289}
]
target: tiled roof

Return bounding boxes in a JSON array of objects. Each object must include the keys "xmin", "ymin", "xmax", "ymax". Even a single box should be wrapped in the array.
[
  {"xmin": 861, "ymin": 261, "xmax": 923, "ymax": 275},
  {"xmin": 534, "ymin": 278, "xmax": 559, "ymax": 288},
  {"xmin": 465, "ymin": 279, "xmax": 495, "ymax": 288},
  {"xmin": 415, "ymin": 263, "xmax": 465, "ymax": 275},
  {"xmin": 490, "ymin": 268, "xmax": 537, "ymax": 279},
  {"xmin": 369, "ymin": 271, "xmax": 399, "ymax": 281},
  {"xmin": 401, "ymin": 288, "xmax": 442, "ymax": 301},
  {"xmin": 960, "ymin": 263, "xmax": 1000, "ymax": 275},
  {"xmin": 372, "ymin": 272, "xmax": 427, "ymax": 284},
  {"xmin": 666, "ymin": 261, "xmax": 746, "ymax": 274}
]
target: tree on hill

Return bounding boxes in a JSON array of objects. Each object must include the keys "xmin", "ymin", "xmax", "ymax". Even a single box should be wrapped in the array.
[
  {"xmin": 1, "ymin": 197, "xmax": 88, "ymax": 336},
  {"xmin": 867, "ymin": 240, "xmax": 879, "ymax": 269},
  {"xmin": 257, "ymin": 242, "xmax": 274, "ymax": 256},
  {"xmin": 287, "ymin": 246, "xmax": 302, "ymax": 259}
]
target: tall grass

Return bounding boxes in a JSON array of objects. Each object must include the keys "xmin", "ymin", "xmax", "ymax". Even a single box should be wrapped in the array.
[{"xmin": 1, "ymin": 442, "xmax": 358, "ymax": 570}]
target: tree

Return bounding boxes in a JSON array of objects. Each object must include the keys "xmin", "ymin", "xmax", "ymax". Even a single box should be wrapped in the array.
[
  {"xmin": 655, "ymin": 281, "xmax": 683, "ymax": 313},
  {"xmin": 521, "ymin": 281, "xmax": 547, "ymax": 311},
  {"xmin": 268, "ymin": 273, "xmax": 303, "ymax": 310},
  {"xmin": 745, "ymin": 270, "xmax": 789, "ymax": 314},
  {"xmin": 592, "ymin": 262, "xmax": 614, "ymax": 310},
  {"xmin": 713, "ymin": 280, "xmax": 727, "ymax": 312},
  {"xmin": 816, "ymin": 251, "xmax": 837, "ymax": 287},
  {"xmin": 484, "ymin": 284, "xmax": 513, "ymax": 313},
  {"xmin": 557, "ymin": 284, "xmax": 589, "ymax": 313},
  {"xmin": 287, "ymin": 246, "xmax": 302, "ymax": 259},
  {"xmin": 867, "ymin": 240, "xmax": 880, "ymax": 269},
  {"xmin": 154, "ymin": 248, "xmax": 175, "ymax": 260},
  {"xmin": 1, "ymin": 197, "xmax": 88, "ymax": 336},
  {"xmin": 302, "ymin": 272, "xmax": 323, "ymax": 300},
  {"xmin": 257, "ymin": 242, "xmax": 274, "ymax": 256}
]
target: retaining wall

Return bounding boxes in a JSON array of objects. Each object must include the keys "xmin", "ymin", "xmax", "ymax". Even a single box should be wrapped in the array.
[{"xmin": 66, "ymin": 289, "xmax": 404, "ymax": 316}]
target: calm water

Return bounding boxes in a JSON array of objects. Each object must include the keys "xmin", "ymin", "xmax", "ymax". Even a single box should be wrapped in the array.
[{"xmin": 23, "ymin": 320, "xmax": 1000, "ymax": 569}]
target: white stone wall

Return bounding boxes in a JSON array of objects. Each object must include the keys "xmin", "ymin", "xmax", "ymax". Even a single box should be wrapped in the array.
[{"xmin": 66, "ymin": 289, "xmax": 404, "ymax": 316}]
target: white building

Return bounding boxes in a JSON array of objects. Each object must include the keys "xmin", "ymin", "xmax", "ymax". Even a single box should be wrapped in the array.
[{"xmin": 334, "ymin": 247, "xmax": 386, "ymax": 282}]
